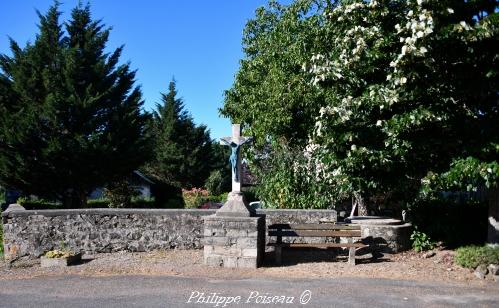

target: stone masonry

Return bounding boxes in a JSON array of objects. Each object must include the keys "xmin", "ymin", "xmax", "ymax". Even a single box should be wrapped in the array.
[
  {"xmin": 203, "ymin": 215, "xmax": 265, "ymax": 268},
  {"xmin": 2, "ymin": 207, "xmax": 339, "ymax": 261}
]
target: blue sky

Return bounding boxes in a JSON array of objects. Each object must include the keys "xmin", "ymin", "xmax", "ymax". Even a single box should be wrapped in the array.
[{"xmin": 0, "ymin": 0, "xmax": 274, "ymax": 139}]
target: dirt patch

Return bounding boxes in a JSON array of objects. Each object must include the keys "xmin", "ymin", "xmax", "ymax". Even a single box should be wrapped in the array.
[{"xmin": 0, "ymin": 248, "xmax": 490, "ymax": 286}]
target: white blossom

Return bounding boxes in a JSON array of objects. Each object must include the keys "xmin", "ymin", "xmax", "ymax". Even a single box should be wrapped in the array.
[{"xmin": 459, "ymin": 21, "xmax": 472, "ymax": 31}]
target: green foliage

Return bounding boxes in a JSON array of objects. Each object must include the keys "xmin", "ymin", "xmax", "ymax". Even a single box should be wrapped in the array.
[
  {"xmin": 221, "ymin": 0, "xmax": 325, "ymax": 146},
  {"xmin": 253, "ymin": 141, "xmax": 334, "ymax": 208},
  {"xmin": 223, "ymin": 0, "xmax": 499, "ymax": 211},
  {"xmin": 0, "ymin": 186, "xmax": 5, "ymax": 205},
  {"xmin": 408, "ymin": 197, "xmax": 488, "ymax": 247},
  {"xmin": 182, "ymin": 188, "xmax": 210, "ymax": 209},
  {"xmin": 0, "ymin": 3, "xmax": 150, "ymax": 208},
  {"xmin": 104, "ymin": 180, "xmax": 139, "ymax": 208},
  {"xmin": 455, "ymin": 245, "xmax": 499, "ymax": 269},
  {"xmin": 182, "ymin": 188, "xmax": 226, "ymax": 209},
  {"xmin": 16, "ymin": 197, "xmax": 157, "ymax": 209},
  {"xmin": 86, "ymin": 199, "xmax": 109, "ymax": 208},
  {"xmin": 410, "ymin": 228, "xmax": 436, "ymax": 252},
  {"xmin": 143, "ymin": 80, "xmax": 213, "ymax": 189},
  {"xmin": 205, "ymin": 170, "xmax": 231, "ymax": 196}
]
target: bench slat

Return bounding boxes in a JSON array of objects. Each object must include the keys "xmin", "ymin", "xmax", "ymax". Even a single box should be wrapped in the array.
[
  {"xmin": 268, "ymin": 223, "xmax": 360, "ymax": 231},
  {"xmin": 269, "ymin": 230, "xmax": 361, "ymax": 237},
  {"xmin": 268, "ymin": 243, "xmax": 367, "ymax": 248}
]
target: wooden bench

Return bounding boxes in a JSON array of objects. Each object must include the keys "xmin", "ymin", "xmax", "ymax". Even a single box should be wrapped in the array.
[{"xmin": 268, "ymin": 223, "xmax": 368, "ymax": 265}]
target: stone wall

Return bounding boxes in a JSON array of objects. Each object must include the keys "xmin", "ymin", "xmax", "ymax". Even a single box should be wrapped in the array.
[
  {"xmin": 1, "ymin": 207, "xmax": 338, "ymax": 260},
  {"xmin": 2, "ymin": 208, "xmax": 214, "ymax": 261},
  {"xmin": 360, "ymin": 223, "xmax": 412, "ymax": 253}
]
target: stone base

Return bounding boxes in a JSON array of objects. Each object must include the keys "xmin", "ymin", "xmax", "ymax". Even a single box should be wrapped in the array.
[
  {"xmin": 203, "ymin": 215, "xmax": 265, "ymax": 268},
  {"xmin": 216, "ymin": 192, "xmax": 254, "ymax": 217},
  {"xmin": 40, "ymin": 253, "xmax": 82, "ymax": 267}
]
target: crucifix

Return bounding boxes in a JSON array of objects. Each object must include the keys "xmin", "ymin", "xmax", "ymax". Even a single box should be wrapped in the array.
[{"xmin": 220, "ymin": 124, "xmax": 253, "ymax": 193}]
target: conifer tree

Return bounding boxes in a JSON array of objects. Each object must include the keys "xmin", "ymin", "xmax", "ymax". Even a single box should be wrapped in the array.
[
  {"xmin": 0, "ymin": 3, "xmax": 150, "ymax": 207},
  {"xmin": 144, "ymin": 80, "xmax": 213, "ymax": 190}
]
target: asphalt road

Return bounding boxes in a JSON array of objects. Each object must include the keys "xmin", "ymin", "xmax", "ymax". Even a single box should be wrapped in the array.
[{"xmin": 0, "ymin": 275, "xmax": 498, "ymax": 308}]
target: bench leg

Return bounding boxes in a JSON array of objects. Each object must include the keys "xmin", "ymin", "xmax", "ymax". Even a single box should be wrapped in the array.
[
  {"xmin": 275, "ymin": 246, "xmax": 282, "ymax": 265},
  {"xmin": 348, "ymin": 238, "xmax": 356, "ymax": 266}
]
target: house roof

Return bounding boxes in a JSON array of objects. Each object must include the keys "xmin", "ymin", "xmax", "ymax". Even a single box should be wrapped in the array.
[{"xmin": 132, "ymin": 171, "xmax": 155, "ymax": 184}]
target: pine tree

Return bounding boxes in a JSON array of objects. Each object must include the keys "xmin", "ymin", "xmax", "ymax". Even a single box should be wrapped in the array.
[
  {"xmin": 144, "ymin": 80, "xmax": 213, "ymax": 190},
  {"xmin": 0, "ymin": 3, "xmax": 150, "ymax": 208}
]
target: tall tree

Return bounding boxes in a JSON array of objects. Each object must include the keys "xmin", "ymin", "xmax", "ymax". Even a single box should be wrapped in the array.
[
  {"xmin": 220, "ymin": 0, "xmax": 332, "ymax": 208},
  {"xmin": 144, "ymin": 80, "xmax": 213, "ymax": 189},
  {"xmin": 222, "ymin": 0, "xmax": 498, "ymax": 212},
  {"xmin": 0, "ymin": 3, "xmax": 150, "ymax": 208},
  {"xmin": 308, "ymin": 0, "xmax": 498, "ymax": 214}
]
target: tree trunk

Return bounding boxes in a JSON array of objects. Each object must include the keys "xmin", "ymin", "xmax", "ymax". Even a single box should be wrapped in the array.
[
  {"xmin": 62, "ymin": 189, "xmax": 87, "ymax": 209},
  {"xmin": 354, "ymin": 192, "xmax": 368, "ymax": 216}
]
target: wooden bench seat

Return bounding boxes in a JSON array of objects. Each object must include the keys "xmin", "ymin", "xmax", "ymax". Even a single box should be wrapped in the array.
[{"xmin": 268, "ymin": 223, "xmax": 368, "ymax": 265}]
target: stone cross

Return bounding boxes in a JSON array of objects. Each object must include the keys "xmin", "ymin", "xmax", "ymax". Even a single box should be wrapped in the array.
[{"xmin": 220, "ymin": 124, "xmax": 252, "ymax": 193}]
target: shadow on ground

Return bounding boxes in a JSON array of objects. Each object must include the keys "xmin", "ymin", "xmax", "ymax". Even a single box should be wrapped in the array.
[{"xmin": 261, "ymin": 248, "xmax": 391, "ymax": 268}]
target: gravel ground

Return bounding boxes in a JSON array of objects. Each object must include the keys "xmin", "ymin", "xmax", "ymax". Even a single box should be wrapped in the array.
[{"xmin": 0, "ymin": 248, "xmax": 494, "ymax": 286}]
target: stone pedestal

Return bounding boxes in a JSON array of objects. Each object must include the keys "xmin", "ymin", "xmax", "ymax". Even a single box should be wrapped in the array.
[{"xmin": 203, "ymin": 215, "xmax": 265, "ymax": 268}]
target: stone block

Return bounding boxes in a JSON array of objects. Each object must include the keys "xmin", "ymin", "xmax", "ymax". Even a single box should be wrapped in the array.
[
  {"xmin": 203, "ymin": 228, "xmax": 226, "ymax": 237},
  {"xmin": 488, "ymin": 264, "xmax": 499, "ymax": 276},
  {"xmin": 204, "ymin": 255, "xmax": 224, "ymax": 267},
  {"xmin": 237, "ymin": 257, "xmax": 258, "ymax": 268},
  {"xmin": 203, "ymin": 215, "xmax": 265, "ymax": 268},
  {"xmin": 236, "ymin": 238, "xmax": 258, "ymax": 248},
  {"xmin": 40, "ymin": 254, "xmax": 82, "ymax": 268},
  {"xmin": 213, "ymin": 246, "xmax": 242, "ymax": 256},
  {"xmin": 474, "ymin": 265, "xmax": 488, "ymax": 279},
  {"xmin": 202, "ymin": 237, "xmax": 231, "ymax": 246},
  {"xmin": 226, "ymin": 229, "xmax": 248, "ymax": 238},
  {"xmin": 242, "ymin": 248, "xmax": 258, "ymax": 257}
]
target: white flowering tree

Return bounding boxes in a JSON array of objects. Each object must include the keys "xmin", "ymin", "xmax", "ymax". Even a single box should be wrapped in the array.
[
  {"xmin": 308, "ymin": 0, "xmax": 498, "ymax": 214},
  {"xmin": 223, "ymin": 0, "xmax": 498, "ymax": 211}
]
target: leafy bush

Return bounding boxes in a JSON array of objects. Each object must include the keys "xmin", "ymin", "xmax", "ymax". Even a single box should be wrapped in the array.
[
  {"xmin": 182, "ymin": 188, "xmax": 228, "ymax": 209},
  {"xmin": 182, "ymin": 188, "xmax": 210, "ymax": 209},
  {"xmin": 407, "ymin": 197, "xmax": 488, "ymax": 248},
  {"xmin": 205, "ymin": 170, "xmax": 230, "ymax": 196},
  {"xmin": 254, "ymin": 142, "xmax": 335, "ymax": 209},
  {"xmin": 455, "ymin": 245, "xmax": 499, "ymax": 269},
  {"xmin": 104, "ymin": 180, "xmax": 140, "ymax": 208},
  {"xmin": 410, "ymin": 229, "xmax": 436, "ymax": 252},
  {"xmin": 17, "ymin": 198, "xmax": 61, "ymax": 209},
  {"xmin": 16, "ymin": 197, "xmax": 158, "ymax": 209}
]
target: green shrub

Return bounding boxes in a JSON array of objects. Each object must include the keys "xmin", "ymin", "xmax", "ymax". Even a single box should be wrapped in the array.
[
  {"xmin": 104, "ymin": 180, "xmax": 139, "ymax": 208},
  {"xmin": 86, "ymin": 199, "xmax": 109, "ymax": 208},
  {"xmin": 16, "ymin": 197, "xmax": 159, "ymax": 209},
  {"xmin": 17, "ymin": 198, "xmax": 61, "ymax": 209},
  {"xmin": 455, "ymin": 245, "xmax": 499, "ymax": 269},
  {"xmin": 205, "ymin": 170, "xmax": 230, "ymax": 196},
  {"xmin": 182, "ymin": 188, "xmax": 210, "ymax": 209},
  {"xmin": 410, "ymin": 229, "xmax": 436, "ymax": 252}
]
